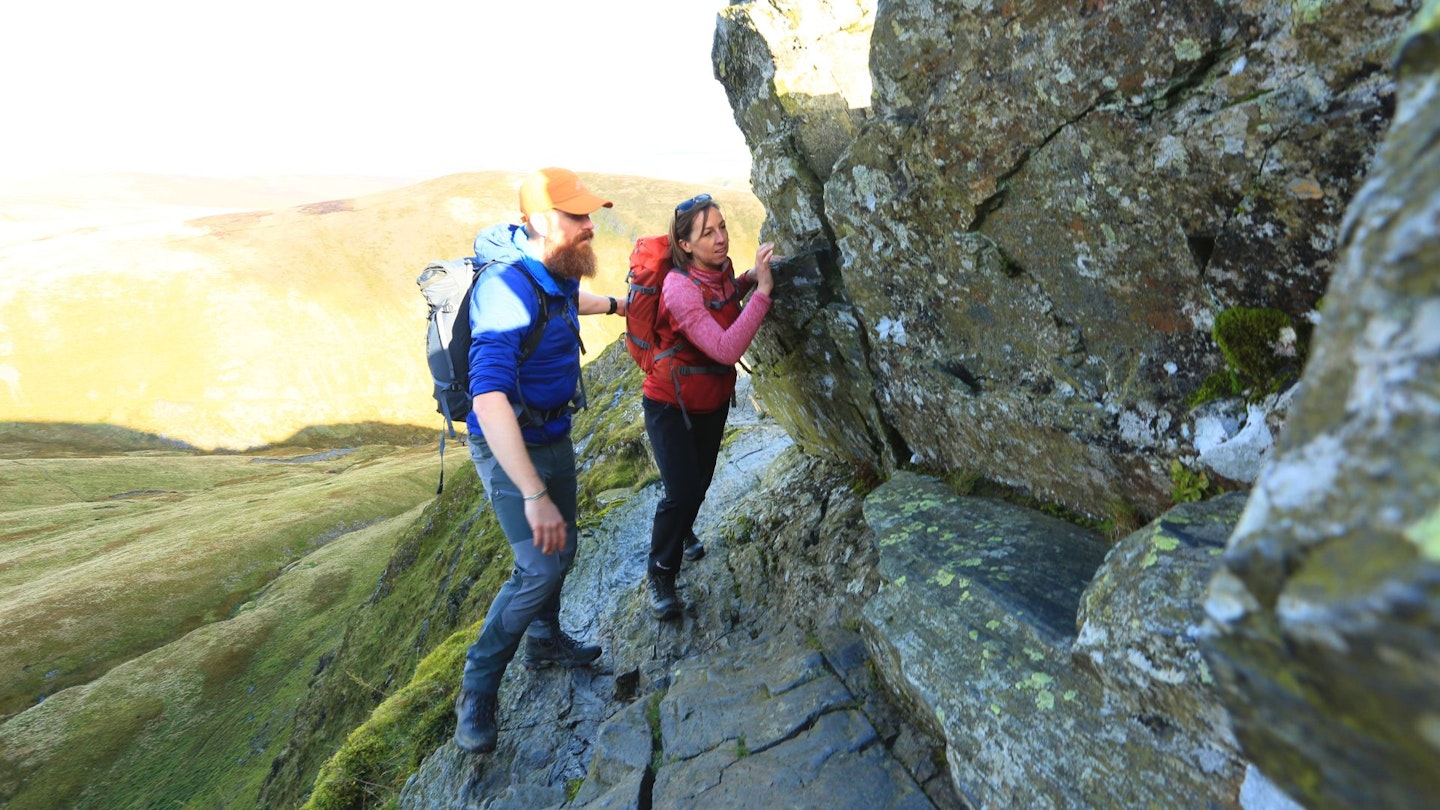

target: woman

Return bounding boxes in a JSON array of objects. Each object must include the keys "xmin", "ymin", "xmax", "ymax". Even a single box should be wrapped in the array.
[{"xmin": 644, "ymin": 193, "xmax": 774, "ymax": 620}]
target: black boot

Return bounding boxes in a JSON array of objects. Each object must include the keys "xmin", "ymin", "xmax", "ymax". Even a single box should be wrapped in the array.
[
  {"xmin": 453, "ymin": 689, "xmax": 498, "ymax": 753},
  {"xmin": 648, "ymin": 572, "xmax": 683, "ymax": 620},
  {"xmin": 523, "ymin": 630, "xmax": 602, "ymax": 670},
  {"xmin": 682, "ymin": 532, "xmax": 707, "ymax": 562}
]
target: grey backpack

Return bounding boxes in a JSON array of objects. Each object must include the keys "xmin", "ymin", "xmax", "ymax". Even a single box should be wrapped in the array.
[{"xmin": 417, "ymin": 257, "xmax": 552, "ymax": 492}]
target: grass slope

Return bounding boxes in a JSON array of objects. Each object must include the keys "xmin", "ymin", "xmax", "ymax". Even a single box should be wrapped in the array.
[{"xmin": 0, "ymin": 439, "xmax": 467, "ymax": 808}]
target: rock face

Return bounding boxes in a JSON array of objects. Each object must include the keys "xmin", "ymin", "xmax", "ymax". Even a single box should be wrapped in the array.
[
  {"xmin": 715, "ymin": 0, "xmax": 1415, "ymax": 519},
  {"xmin": 863, "ymin": 473, "xmax": 1251, "ymax": 808},
  {"xmin": 1199, "ymin": 8, "xmax": 1440, "ymax": 809}
]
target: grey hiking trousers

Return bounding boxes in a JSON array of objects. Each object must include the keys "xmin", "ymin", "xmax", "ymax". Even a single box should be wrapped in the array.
[{"xmin": 460, "ymin": 432, "xmax": 579, "ymax": 695}]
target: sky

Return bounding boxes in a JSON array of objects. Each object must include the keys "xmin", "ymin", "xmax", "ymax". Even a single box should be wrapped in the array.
[{"xmin": 0, "ymin": 0, "xmax": 753, "ymax": 185}]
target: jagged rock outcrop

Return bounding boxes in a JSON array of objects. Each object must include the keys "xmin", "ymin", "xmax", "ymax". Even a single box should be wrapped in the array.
[
  {"xmin": 715, "ymin": 0, "xmax": 1416, "ymax": 519},
  {"xmin": 1199, "ymin": 7, "xmax": 1440, "ymax": 809},
  {"xmin": 863, "ymin": 474, "xmax": 1262, "ymax": 808}
]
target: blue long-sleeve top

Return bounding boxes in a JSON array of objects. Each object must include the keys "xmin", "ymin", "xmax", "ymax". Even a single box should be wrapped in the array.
[{"xmin": 466, "ymin": 223, "xmax": 581, "ymax": 444}]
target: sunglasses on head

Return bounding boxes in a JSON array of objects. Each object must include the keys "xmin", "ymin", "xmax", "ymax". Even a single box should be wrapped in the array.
[{"xmin": 674, "ymin": 193, "xmax": 712, "ymax": 214}]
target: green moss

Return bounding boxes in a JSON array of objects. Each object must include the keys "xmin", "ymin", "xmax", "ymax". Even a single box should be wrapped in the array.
[
  {"xmin": 647, "ymin": 692, "xmax": 665, "ymax": 771},
  {"xmin": 572, "ymin": 345, "xmax": 656, "ymax": 518},
  {"xmin": 1098, "ymin": 500, "xmax": 1144, "ymax": 542},
  {"xmin": 1292, "ymin": 0, "xmax": 1336, "ymax": 25},
  {"xmin": 1417, "ymin": 0, "xmax": 1440, "ymax": 33},
  {"xmin": 1210, "ymin": 307, "xmax": 1305, "ymax": 399},
  {"xmin": 942, "ymin": 468, "xmax": 985, "ymax": 496},
  {"xmin": 849, "ymin": 463, "xmax": 884, "ymax": 497},
  {"xmin": 1188, "ymin": 369, "xmax": 1245, "ymax": 408},
  {"xmin": 900, "ymin": 459, "xmax": 1129, "ymax": 537},
  {"xmin": 1404, "ymin": 506, "xmax": 1440, "ymax": 562},
  {"xmin": 301, "ymin": 624, "xmax": 473, "ymax": 810},
  {"xmin": 724, "ymin": 514, "xmax": 758, "ymax": 546},
  {"xmin": 1170, "ymin": 459, "xmax": 1222, "ymax": 504}
]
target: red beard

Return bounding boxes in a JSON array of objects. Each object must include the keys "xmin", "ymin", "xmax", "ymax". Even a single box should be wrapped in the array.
[{"xmin": 547, "ymin": 233, "xmax": 597, "ymax": 280}]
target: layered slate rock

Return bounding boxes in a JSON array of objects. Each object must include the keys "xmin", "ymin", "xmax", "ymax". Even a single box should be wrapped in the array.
[
  {"xmin": 555, "ymin": 628, "xmax": 943, "ymax": 809},
  {"xmin": 716, "ymin": 0, "xmax": 1415, "ymax": 518},
  {"xmin": 1200, "ymin": 8, "xmax": 1440, "ymax": 809},
  {"xmin": 651, "ymin": 629, "xmax": 933, "ymax": 809},
  {"xmin": 862, "ymin": 471, "xmax": 1254, "ymax": 808},
  {"xmin": 1075, "ymin": 492, "xmax": 1248, "ymax": 757}
]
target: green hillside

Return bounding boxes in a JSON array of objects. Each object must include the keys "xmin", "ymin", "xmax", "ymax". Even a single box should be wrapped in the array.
[{"xmin": 0, "ymin": 435, "xmax": 470, "ymax": 808}]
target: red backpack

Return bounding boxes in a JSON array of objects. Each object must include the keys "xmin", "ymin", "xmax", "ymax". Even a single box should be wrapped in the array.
[
  {"xmin": 623, "ymin": 234, "xmax": 675, "ymax": 373},
  {"xmin": 624, "ymin": 235, "xmax": 745, "ymax": 423}
]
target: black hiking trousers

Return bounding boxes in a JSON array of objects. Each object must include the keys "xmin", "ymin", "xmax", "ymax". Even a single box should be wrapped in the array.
[{"xmin": 644, "ymin": 396, "xmax": 727, "ymax": 576}]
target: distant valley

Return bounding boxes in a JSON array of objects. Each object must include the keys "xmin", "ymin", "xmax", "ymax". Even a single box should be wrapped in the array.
[{"xmin": 0, "ymin": 171, "xmax": 760, "ymax": 449}]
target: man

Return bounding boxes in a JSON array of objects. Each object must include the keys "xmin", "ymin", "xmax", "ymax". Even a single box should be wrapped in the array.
[{"xmin": 453, "ymin": 167, "xmax": 626, "ymax": 754}]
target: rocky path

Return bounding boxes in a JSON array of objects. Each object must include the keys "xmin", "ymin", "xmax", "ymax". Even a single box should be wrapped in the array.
[{"xmin": 399, "ymin": 387, "xmax": 958, "ymax": 809}]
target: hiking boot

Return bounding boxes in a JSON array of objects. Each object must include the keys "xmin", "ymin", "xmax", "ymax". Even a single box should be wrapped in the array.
[
  {"xmin": 682, "ymin": 533, "xmax": 707, "ymax": 562},
  {"xmin": 523, "ymin": 630, "xmax": 602, "ymax": 670},
  {"xmin": 648, "ymin": 572, "xmax": 683, "ymax": 621},
  {"xmin": 453, "ymin": 689, "xmax": 498, "ymax": 753}
]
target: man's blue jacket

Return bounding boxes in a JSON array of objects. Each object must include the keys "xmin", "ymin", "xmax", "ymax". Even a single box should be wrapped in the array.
[{"xmin": 466, "ymin": 223, "xmax": 582, "ymax": 444}]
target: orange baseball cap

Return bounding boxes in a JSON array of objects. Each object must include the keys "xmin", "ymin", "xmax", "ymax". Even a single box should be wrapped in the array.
[{"xmin": 519, "ymin": 167, "xmax": 613, "ymax": 219}]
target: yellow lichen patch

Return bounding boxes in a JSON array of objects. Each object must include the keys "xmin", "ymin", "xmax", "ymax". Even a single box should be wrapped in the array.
[
  {"xmin": 1153, "ymin": 535, "xmax": 1180, "ymax": 552},
  {"xmin": 1174, "ymin": 38, "xmax": 1203, "ymax": 61},
  {"xmin": 934, "ymin": 569, "xmax": 956, "ymax": 587},
  {"xmin": 1408, "ymin": 0, "xmax": 1438, "ymax": 36},
  {"xmin": 1417, "ymin": 713, "xmax": 1440, "ymax": 752},
  {"xmin": 1017, "ymin": 672, "xmax": 1054, "ymax": 690},
  {"xmin": 1292, "ymin": 0, "xmax": 1336, "ymax": 25},
  {"xmin": 1402, "ymin": 506, "xmax": 1440, "ymax": 562}
]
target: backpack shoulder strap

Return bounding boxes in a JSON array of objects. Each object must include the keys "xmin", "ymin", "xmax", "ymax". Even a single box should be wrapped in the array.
[
  {"xmin": 511, "ymin": 268, "xmax": 552, "ymax": 362},
  {"xmin": 473, "ymin": 260, "xmax": 567, "ymax": 362}
]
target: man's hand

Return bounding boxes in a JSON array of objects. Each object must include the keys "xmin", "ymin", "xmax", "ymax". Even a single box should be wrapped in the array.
[{"xmin": 526, "ymin": 494, "xmax": 568, "ymax": 554}]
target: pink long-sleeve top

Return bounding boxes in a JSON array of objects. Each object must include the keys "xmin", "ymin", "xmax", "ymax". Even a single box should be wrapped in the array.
[{"xmin": 660, "ymin": 265, "xmax": 772, "ymax": 365}]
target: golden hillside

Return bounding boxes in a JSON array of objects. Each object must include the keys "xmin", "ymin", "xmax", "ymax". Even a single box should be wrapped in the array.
[{"xmin": 0, "ymin": 172, "xmax": 762, "ymax": 449}]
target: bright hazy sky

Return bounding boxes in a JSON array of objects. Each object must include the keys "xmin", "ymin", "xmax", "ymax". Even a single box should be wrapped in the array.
[{"xmin": 0, "ymin": 0, "xmax": 752, "ymax": 184}]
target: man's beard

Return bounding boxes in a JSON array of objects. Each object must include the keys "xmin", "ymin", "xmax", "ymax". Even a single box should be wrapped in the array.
[{"xmin": 547, "ymin": 234, "xmax": 597, "ymax": 280}]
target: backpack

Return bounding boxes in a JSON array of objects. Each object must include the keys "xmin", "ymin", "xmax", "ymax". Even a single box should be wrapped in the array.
[
  {"xmin": 623, "ymin": 235, "xmax": 744, "ymax": 425},
  {"xmin": 417, "ymin": 257, "xmax": 556, "ymax": 493},
  {"xmin": 622, "ymin": 235, "xmax": 675, "ymax": 373}
]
